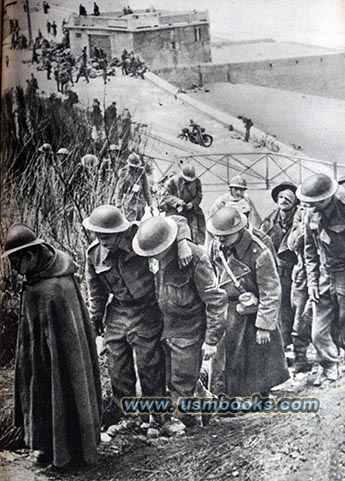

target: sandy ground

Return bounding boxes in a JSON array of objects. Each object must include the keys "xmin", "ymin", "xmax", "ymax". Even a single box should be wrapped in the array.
[
  {"xmin": 189, "ymin": 83, "xmax": 345, "ymax": 165},
  {"xmin": 1, "ymin": 361, "xmax": 345, "ymax": 481},
  {"xmin": 211, "ymin": 41, "xmax": 341, "ymax": 64}
]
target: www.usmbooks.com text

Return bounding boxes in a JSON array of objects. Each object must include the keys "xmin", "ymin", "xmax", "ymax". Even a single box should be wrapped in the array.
[{"xmin": 121, "ymin": 394, "xmax": 319, "ymax": 415}]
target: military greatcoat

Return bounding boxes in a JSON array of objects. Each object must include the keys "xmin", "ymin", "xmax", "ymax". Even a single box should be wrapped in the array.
[{"xmin": 210, "ymin": 229, "xmax": 289, "ymax": 397}]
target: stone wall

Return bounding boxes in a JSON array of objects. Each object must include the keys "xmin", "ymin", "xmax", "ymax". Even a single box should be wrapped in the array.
[
  {"xmin": 133, "ymin": 24, "xmax": 211, "ymax": 70},
  {"xmin": 154, "ymin": 53, "xmax": 345, "ymax": 95}
]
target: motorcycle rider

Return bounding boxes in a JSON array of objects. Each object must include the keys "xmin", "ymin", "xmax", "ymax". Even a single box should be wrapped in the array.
[{"xmin": 189, "ymin": 119, "xmax": 203, "ymax": 145}]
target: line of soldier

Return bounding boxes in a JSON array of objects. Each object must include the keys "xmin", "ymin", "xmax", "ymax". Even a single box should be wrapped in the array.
[{"xmin": 2, "ymin": 164, "xmax": 344, "ymax": 469}]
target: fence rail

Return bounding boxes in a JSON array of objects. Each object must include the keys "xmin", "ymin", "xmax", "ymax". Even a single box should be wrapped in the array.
[{"xmin": 151, "ymin": 151, "xmax": 345, "ymax": 192}]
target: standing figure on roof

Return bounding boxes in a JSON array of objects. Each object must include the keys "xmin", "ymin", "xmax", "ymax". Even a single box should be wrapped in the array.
[
  {"xmin": 160, "ymin": 164, "xmax": 206, "ymax": 245},
  {"xmin": 93, "ymin": 2, "xmax": 100, "ymax": 16}
]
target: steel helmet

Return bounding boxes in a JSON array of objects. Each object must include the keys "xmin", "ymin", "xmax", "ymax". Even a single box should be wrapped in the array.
[
  {"xmin": 82, "ymin": 205, "xmax": 130, "ymax": 233},
  {"xmin": 127, "ymin": 153, "xmax": 143, "ymax": 169},
  {"xmin": 229, "ymin": 175, "xmax": 247, "ymax": 190},
  {"xmin": 81, "ymin": 154, "xmax": 99, "ymax": 170},
  {"xmin": 181, "ymin": 164, "xmax": 196, "ymax": 182},
  {"xmin": 57, "ymin": 147, "xmax": 69, "ymax": 155},
  {"xmin": 296, "ymin": 174, "xmax": 338, "ymax": 203},
  {"xmin": 109, "ymin": 144, "xmax": 120, "ymax": 151},
  {"xmin": 132, "ymin": 217, "xmax": 178, "ymax": 256},
  {"xmin": 271, "ymin": 181, "xmax": 297, "ymax": 203},
  {"xmin": 207, "ymin": 206, "xmax": 247, "ymax": 236},
  {"xmin": 38, "ymin": 143, "xmax": 52, "ymax": 154},
  {"xmin": 1, "ymin": 224, "xmax": 45, "ymax": 258}
]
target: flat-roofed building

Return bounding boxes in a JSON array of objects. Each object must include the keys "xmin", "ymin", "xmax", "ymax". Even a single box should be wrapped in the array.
[{"xmin": 67, "ymin": 8, "xmax": 212, "ymax": 69}]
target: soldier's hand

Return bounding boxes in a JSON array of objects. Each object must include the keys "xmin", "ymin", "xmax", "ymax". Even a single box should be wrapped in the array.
[
  {"xmin": 308, "ymin": 286, "xmax": 319, "ymax": 303},
  {"xmin": 185, "ymin": 202, "xmax": 193, "ymax": 210},
  {"xmin": 177, "ymin": 239, "xmax": 193, "ymax": 269},
  {"xmin": 256, "ymin": 328, "xmax": 271, "ymax": 345},
  {"xmin": 202, "ymin": 342, "xmax": 217, "ymax": 360}
]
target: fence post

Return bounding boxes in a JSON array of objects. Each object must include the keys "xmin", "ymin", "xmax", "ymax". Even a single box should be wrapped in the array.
[
  {"xmin": 333, "ymin": 162, "xmax": 338, "ymax": 179},
  {"xmin": 265, "ymin": 154, "xmax": 269, "ymax": 190}
]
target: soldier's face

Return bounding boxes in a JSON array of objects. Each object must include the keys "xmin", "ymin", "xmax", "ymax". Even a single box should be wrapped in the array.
[
  {"xmin": 217, "ymin": 231, "xmax": 242, "ymax": 247},
  {"xmin": 9, "ymin": 250, "xmax": 35, "ymax": 275},
  {"xmin": 96, "ymin": 232, "xmax": 123, "ymax": 252},
  {"xmin": 230, "ymin": 187, "xmax": 246, "ymax": 200},
  {"xmin": 277, "ymin": 190, "xmax": 296, "ymax": 212},
  {"xmin": 308, "ymin": 197, "xmax": 333, "ymax": 211}
]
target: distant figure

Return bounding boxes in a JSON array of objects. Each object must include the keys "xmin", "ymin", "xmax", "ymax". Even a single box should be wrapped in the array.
[
  {"xmin": 105, "ymin": 101, "xmax": 118, "ymax": 142},
  {"xmin": 160, "ymin": 164, "xmax": 206, "ymax": 245},
  {"xmin": 114, "ymin": 153, "xmax": 154, "ymax": 221},
  {"xmin": 81, "ymin": 46, "xmax": 88, "ymax": 66},
  {"xmin": 37, "ymin": 29, "xmax": 43, "ymax": 39},
  {"xmin": 46, "ymin": 20, "xmax": 51, "ymax": 35},
  {"xmin": 32, "ymin": 44, "xmax": 39, "ymax": 63},
  {"xmin": 238, "ymin": 116, "xmax": 254, "ymax": 142},
  {"xmin": 93, "ymin": 2, "xmax": 100, "ymax": 16},
  {"xmin": 45, "ymin": 58, "xmax": 52, "ymax": 80},
  {"xmin": 121, "ymin": 49, "xmax": 129, "ymax": 75},
  {"xmin": 51, "ymin": 20, "xmax": 57, "ymax": 37},
  {"xmin": 100, "ymin": 57, "xmax": 108, "ymax": 84},
  {"xmin": 79, "ymin": 4, "xmax": 87, "ymax": 16},
  {"xmin": 90, "ymin": 98, "xmax": 103, "ymax": 132},
  {"xmin": 5, "ymin": 55, "xmax": 9, "ymax": 67},
  {"xmin": 11, "ymin": 33, "xmax": 17, "ymax": 49},
  {"xmin": 75, "ymin": 62, "xmax": 89, "ymax": 83},
  {"xmin": 42, "ymin": 1, "xmax": 50, "ymax": 14}
]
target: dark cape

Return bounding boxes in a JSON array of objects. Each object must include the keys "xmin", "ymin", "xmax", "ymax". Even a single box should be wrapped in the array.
[{"xmin": 14, "ymin": 246, "xmax": 102, "ymax": 467}]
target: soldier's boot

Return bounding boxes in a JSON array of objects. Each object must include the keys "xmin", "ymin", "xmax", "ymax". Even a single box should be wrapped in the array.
[
  {"xmin": 293, "ymin": 346, "xmax": 312, "ymax": 374},
  {"xmin": 313, "ymin": 365, "xmax": 325, "ymax": 386},
  {"xmin": 323, "ymin": 363, "xmax": 339, "ymax": 382}
]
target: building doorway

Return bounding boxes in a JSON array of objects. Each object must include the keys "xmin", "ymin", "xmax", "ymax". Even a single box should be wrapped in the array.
[{"xmin": 89, "ymin": 34, "xmax": 111, "ymax": 59}]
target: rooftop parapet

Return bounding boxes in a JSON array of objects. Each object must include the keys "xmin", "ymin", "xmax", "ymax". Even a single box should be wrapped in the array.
[{"xmin": 69, "ymin": 9, "xmax": 209, "ymax": 31}]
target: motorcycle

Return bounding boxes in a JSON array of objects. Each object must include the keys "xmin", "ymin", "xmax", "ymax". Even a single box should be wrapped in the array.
[{"xmin": 178, "ymin": 127, "xmax": 213, "ymax": 147}]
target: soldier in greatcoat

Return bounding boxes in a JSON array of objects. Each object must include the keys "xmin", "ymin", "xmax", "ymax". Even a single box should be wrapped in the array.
[
  {"xmin": 114, "ymin": 153, "xmax": 153, "ymax": 221},
  {"xmin": 208, "ymin": 207, "xmax": 289, "ymax": 397},
  {"xmin": 297, "ymin": 174, "xmax": 345, "ymax": 385},
  {"xmin": 260, "ymin": 182, "xmax": 299, "ymax": 348},
  {"xmin": 160, "ymin": 164, "xmax": 206, "ymax": 245}
]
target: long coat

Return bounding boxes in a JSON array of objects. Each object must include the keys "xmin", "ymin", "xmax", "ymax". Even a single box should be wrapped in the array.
[
  {"xmin": 114, "ymin": 166, "xmax": 153, "ymax": 221},
  {"xmin": 14, "ymin": 246, "xmax": 102, "ymax": 467},
  {"xmin": 161, "ymin": 174, "xmax": 206, "ymax": 245},
  {"xmin": 210, "ymin": 230, "xmax": 289, "ymax": 396},
  {"xmin": 260, "ymin": 207, "xmax": 297, "ymax": 346}
]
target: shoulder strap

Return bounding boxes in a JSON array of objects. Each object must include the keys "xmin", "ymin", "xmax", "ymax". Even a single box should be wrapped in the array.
[{"xmin": 218, "ymin": 250, "xmax": 246, "ymax": 293}]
